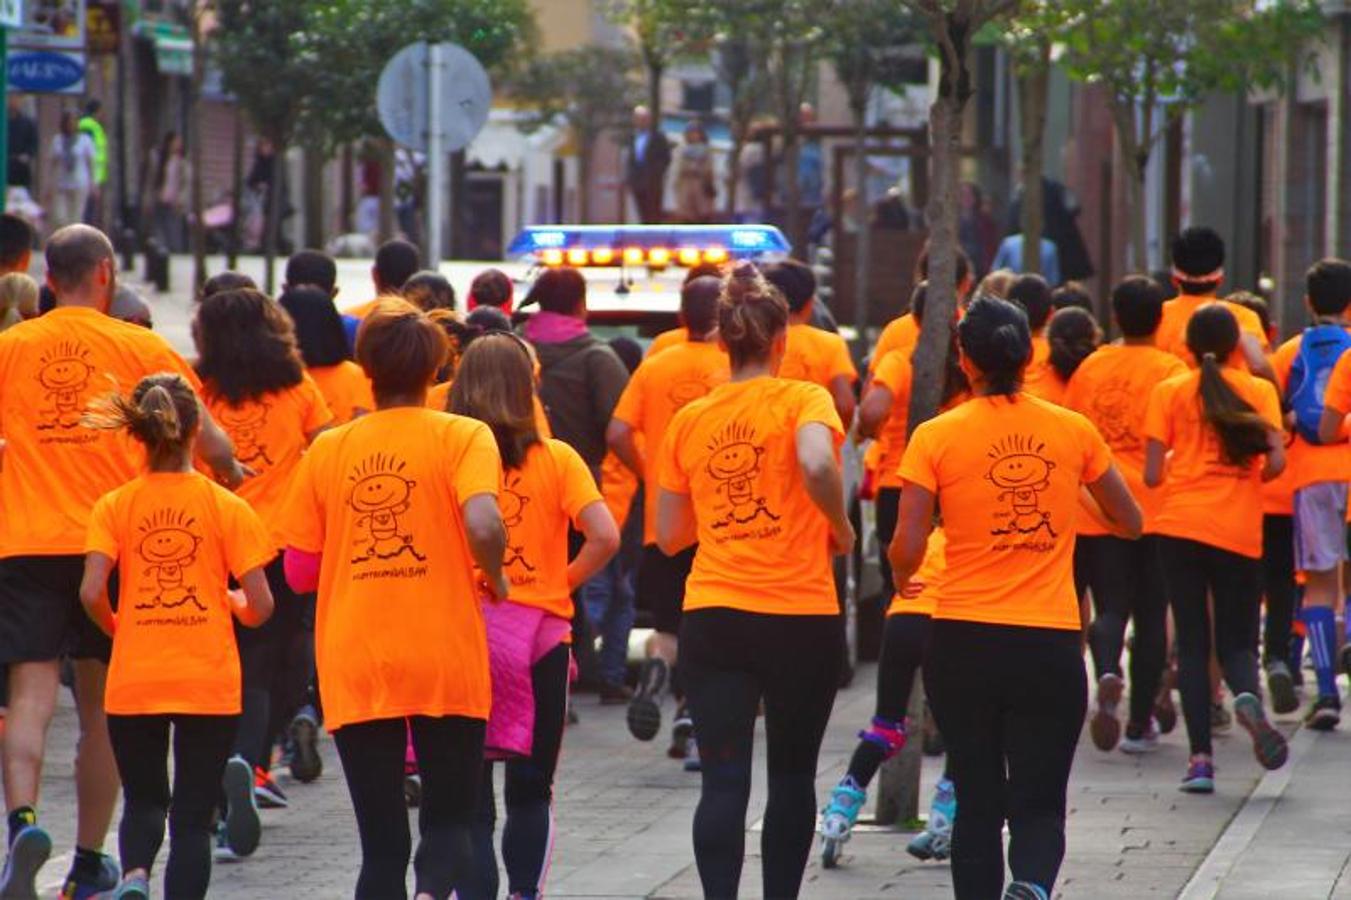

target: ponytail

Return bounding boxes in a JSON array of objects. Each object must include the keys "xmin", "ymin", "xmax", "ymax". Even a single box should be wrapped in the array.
[
  {"xmin": 1196, "ymin": 352, "xmax": 1270, "ymax": 467},
  {"xmin": 84, "ymin": 373, "xmax": 200, "ymax": 466}
]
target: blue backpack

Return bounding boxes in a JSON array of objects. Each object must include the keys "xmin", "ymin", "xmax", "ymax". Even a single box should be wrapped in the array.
[{"xmin": 1288, "ymin": 323, "xmax": 1351, "ymax": 444}]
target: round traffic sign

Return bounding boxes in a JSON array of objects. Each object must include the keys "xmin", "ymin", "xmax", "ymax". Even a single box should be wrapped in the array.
[{"xmin": 376, "ymin": 42, "xmax": 492, "ymax": 153}]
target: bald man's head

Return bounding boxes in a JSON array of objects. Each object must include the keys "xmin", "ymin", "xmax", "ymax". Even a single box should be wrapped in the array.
[
  {"xmin": 45, "ymin": 225, "xmax": 115, "ymax": 308},
  {"xmin": 681, "ymin": 275, "xmax": 722, "ymax": 339}
]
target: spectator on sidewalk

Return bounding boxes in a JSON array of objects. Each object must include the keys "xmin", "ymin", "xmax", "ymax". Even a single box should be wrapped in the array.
[
  {"xmin": 626, "ymin": 106, "xmax": 671, "ymax": 224},
  {"xmin": 46, "ymin": 112, "xmax": 96, "ymax": 233},
  {"xmin": 151, "ymin": 132, "xmax": 188, "ymax": 253},
  {"xmin": 7, "ymin": 96, "xmax": 37, "ymax": 192},
  {"xmin": 991, "ymin": 232, "xmax": 1062, "ymax": 287},
  {"xmin": 77, "ymin": 100, "xmax": 108, "ymax": 226}
]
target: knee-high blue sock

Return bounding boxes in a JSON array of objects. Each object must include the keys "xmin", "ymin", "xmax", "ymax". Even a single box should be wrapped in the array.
[{"xmin": 1302, "ymin": 606, "xmax": 1339, "ymax": 699}]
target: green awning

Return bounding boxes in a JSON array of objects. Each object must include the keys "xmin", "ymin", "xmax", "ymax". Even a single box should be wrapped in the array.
[{"xmin": 133, "ymin": 20, "xmax": 192, "ymax": 76}]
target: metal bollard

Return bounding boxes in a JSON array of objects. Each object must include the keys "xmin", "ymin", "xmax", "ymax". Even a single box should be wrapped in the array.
[{"xmin": 144, "ymin": 239, "xmax": 169, "ymax": 293}]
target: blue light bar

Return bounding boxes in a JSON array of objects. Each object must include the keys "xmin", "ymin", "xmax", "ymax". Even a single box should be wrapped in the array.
[{"xmin": 506, "ymin": 224, "xmax": 791, "ymax": 260}]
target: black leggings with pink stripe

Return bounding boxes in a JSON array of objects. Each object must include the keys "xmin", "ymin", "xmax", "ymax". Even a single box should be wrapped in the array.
[{"xmin": 466, "ymin": 642, "xmax": 570, "ymax": 900}]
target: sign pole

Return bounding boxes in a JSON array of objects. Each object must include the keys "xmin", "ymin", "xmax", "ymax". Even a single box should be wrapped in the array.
[
  {"xmin": 0, "ymin": 26, "xmax": 9, "ymax": 215},
  {"xmin": 426, "ymin": 42, "xmax": 445, "ymax": 268}
]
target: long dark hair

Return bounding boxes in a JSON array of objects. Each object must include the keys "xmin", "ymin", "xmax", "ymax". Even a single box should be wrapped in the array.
[
  {"xmin": 1186, "ymin": 304, "xmax": 1269, "ymax": 467},
  {"xmin": 194, "ymin": 288, "xmax": 305, "ymax": 405},
  {"xmin": 957, "ymin": 296, "xmax": 1031, "ymax": 396},
  {"xmin": 1047, "ymin": 307, "xmax": 1100, "ymax": 381},
  {"xmin": 279, "ymin": 286, "xmax": 351, "ymax": 368},
  {"xmin": 449, "ymin": 333, "xmax": 540, "ymax": 470}
]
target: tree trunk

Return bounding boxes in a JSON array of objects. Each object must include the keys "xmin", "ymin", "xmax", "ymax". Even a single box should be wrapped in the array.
[
  {"xmin": 340, "ymin": 143, "xmax": 354, "ymax": 234},
  {"xmin": 578, "ymin": 141, "xmax": 593, "ymax": 225},
  {"xmin": 189, "ymin": 11, "xmax": 207, "ymax": 292},
  {"xmin": 228, "ymin": 107, "xmax": 244, "ymax": 269},
  {"xmin": 263, "ymin": 140, "xmax": 286, "ymax": 295},
  {"xmin": 1017, "ymin": 42, "xmax": 1050, "ymax": 277},
  {"xmin": 647, "ymin": 58, "xmax": 663, "ymax": 128},
  {"xmin": 783, "ymin": 135, "xmax": 803, "ymax": 253},
  {"xmin": 1111, "ymin": 100, "xmax": 1149, "ymax": 273},
  {"xmin": 303, "ymin": 143, "xmax": 325, "ymax": 250},
  {"xmin": 725, "ymin": 132, "xmax": 745, "ymax": 221},
  {"xmin": 850, "ymin": 102, "xmax": 872, "ymax": 349},
  {"xmin": 378, "ymin": 139, "xmax": 396, "ymax": 244}
]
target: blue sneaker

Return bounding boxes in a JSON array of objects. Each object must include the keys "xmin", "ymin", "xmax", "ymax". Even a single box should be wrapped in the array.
[
  {"xmin": 1234, "ymin": 692, "xmax": 1288, "ymax": 769},
  {"xmin": 0, "ymin": 824, "xmax": 52, "ymax": 900},
  {"xmin": 222, "ymin": 755, "xmax": 261, "ymax": 857},
  {"xmin": 97, "ymin": 874, "xmax": 149, "ymax": 899},
  {"xmin": 1003, "ymin": 881, "xmax": 1050, "ymax": 900},
  {"xmin": 1180, "ymin": 755, "xmax": 1215, "ymax": 794},
  {"xmin": 820, "ymin": 780, "xmax": 867, "ymax": 843},
  {"xmin": 908, "ymin": 778, "xmax": 955, "ymax": 860},
  {"xmin": 60, "ymin": 853, "xmax": 119, "ymax": 900}
]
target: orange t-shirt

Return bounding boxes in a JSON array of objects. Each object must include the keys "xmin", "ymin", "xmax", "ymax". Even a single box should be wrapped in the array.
[
  {"xmin": 779, "ymin": 323, "xmax": 856, "ymax": 390},
  {"xmin": 899, "ymin": 394, "xmax": 1112, "ymax": 630},
  {"xmin": 887, "ymin": 527, "xmax": 945, "ymax": 618},
  {"xmin": 647, "ymin": 327, "xmax": 688, "ymax": 357},
  {"xmin": 612, "ymin": 340, "xmax": 730, "ymax": 543},
  {"xmin": 500, "ymin": 439, "xmax": 603, "ymax": 619},
  {"xmin": 869, "ymin": 313, "xmax": 919, "ymax": 374},
  {"xmin": 1020, "ymin": 334, "xmax": 1055, "ymax": 399},
  {"xmin": 0, "ymin": 306, "xmax": 205, "ymax": 557},
  {"xmin": 658, "ymin": 377, "xmax": 844, "ymax": 616},
  {"xmin": 86, "ymin": 472, "xmax": 276, "ymax": 715},
  {"xmin": 426, "ymin": 380, "xmax": 554, "ymax": 438},
  {"xmin": 207, "ymin": 376, "xmax": 333, "ymax": 549},
  {"xmin": 308, "ymin": 361, "xmax": 374, "ymax": 425},
  {"xmin": 1156, "ymin": 295, "xmax": 1269, "ymax": 365},
  {"xmin": 1272, "ymin": 333, "xmax": 1351, "ymax": 491},
  {"xmin": 871, "ymin": 350, "xmax": 913, "ymax": 490},
  {"xmin": 279, "ymin": 407, "xmax": 501, "ymax": 729},
  {"xmin": 344, "ymin": 298, "xmax": 384, "ymax": 320},
  {"xmin": 1143, "ymin": 368, "xmax": 1281, "ymax": 558},
  {"xmin": 1062, "ymin": 344, "xmax": 1187, "ymax": 535},
  {"xmin": 1262, "ymin": 430, "xmax": 1298, "ymax": 516},
  {"xmin": 600, "ymin": 449, "xmax": 640, "ymax": 531}
]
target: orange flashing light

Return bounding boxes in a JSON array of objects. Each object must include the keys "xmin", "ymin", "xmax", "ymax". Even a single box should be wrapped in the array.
[
  {"xmin": 703, "ymin": 246, "xmax": 729, "ymax": 264},
  {"xmin": 623, "ymin": 246, "xmax": 645, "ymax": 266},
  {"xmin": 648, "ymin": 246, "xmax": 672, "ymax": 267},
  {"xmin": 591, "ymin": 247, "xmax": 616, "ymax": 265},
  {"xmin": 566, "ymin": 248, "xmax": 589, "ymax": 266},
  {"xmin": 541, "ymin": 249, "xmax": 565, "ymax": 266},
  {"xmin": 677, "ymin": 247, "xmax": 701, "ymax": 266}
]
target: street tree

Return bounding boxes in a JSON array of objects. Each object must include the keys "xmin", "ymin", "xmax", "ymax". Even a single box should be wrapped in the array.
[
  {"xmin": 825, "ymin": 0, "xmax": 923, "ymax": 346},
  {"xmin": 710, "ymin": 34, "xmax": 768, "ymax": 220},
  {"xmin": 510, "ymin": 47, "xmax": 642, "ymax": 223},
  {"xmin": 1057, "ymin": 0, "xmax": 1324, "ymax": 270},
  {"xmin": 606, "ymin": 0, "xmax": 706, "ymax": 126}
]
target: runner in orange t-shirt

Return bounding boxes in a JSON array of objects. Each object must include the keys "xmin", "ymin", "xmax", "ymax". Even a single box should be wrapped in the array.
[
  {"xmin": 1143, "ymin": 303, "xmax": 1288, "ymax": 793},
  {"xmin": 450, "ymin": 333, "xmax": 618, "ymax": 898},
  {"xmin": 1154, "ymin": 227, "xmax": 1273, "ymax": 380},
  {"xmin": 80, "ymin": 373, "xmax": 275, "ymax": 898},
  {"xmin": 656, "ymin": 263, "xmax": 852, "ymax": 899},
  {"xmin": 1007, "ymin": 274, "xmax": 1058, "ymax": 400},
  {"xmin": 279, "ymin": 302, "xmax": 506, "ymax": 899},
  {"xmin": 0, "ymin": 226, "xmax": 245, "ymax": 900},
  {"xmin": 194, "ymin": 287, "xmax": 334, "ymax": 825},
  {"xmin": 342, "ymin": 238, "xmax": 421, "ymax": 320},
  {"xmin": 608, "ymin": 275, "xmax": 729, "ymax": 752},
  {"xmin": 1033, "ymin": 306, "xmax": 1100, "ymax": 407},
  {"xmin": 764, "ymin": 259, "xmax": 857, "ymax": 427},
  {"xmin": 1062, "ymin": 277, "xmax": 1185, "ymax": 754},
  {"xmin": 279, "ymin": 285, "xmax": 375, "ymax": 424},
  {"xmin": 890, "ymin": 296, "xmax": 1140, "ymax": 899}
]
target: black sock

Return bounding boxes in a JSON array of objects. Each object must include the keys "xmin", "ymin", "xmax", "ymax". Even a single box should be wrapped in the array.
[
  {"xmin": 6, "ymin": 807, "xmax": 35, "ymax": 846},
  {"xmin": 71, "ymin": 846, "xmax": 104, "ymax": 882}
]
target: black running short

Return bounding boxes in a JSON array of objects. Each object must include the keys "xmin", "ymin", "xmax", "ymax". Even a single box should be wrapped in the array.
[
  {"xmin": 0, "ymin": 555, "xmax": 114, "ymax": 664},
  {"xmin": 637, "ymin": 544, "xmax": 697, "ymax": 636}
]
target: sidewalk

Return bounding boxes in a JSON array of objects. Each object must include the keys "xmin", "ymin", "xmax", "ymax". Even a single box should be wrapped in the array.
[{"xmin": 23, "ymin": 661, "xmax": 1295, "ymax": 898}]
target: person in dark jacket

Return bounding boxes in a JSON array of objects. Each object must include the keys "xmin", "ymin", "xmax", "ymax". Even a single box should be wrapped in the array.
[
  {"xmin": 1006, "ymin": 175, "xmax": 1094, "ymax": 282},
  {"xmin": 625, "ymin": 106, "xmax": 671, "ymax": 225}
]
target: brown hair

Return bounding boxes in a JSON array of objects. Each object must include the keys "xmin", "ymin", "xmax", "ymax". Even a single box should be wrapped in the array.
[
  {"xmin": 1186, "ymin": 303, "xmax": 1270, "ymax": 467},
  {"xmin": 718, "ymin": 261, "xmax": 788, "ymax": 370},
  {"xmin": 199, "ymin": 270, "xmax": 257, "ymax": 303},
  {"xmin": 449, "ymin": 333, "xmax": 540, "ymax": 470},
  {"xmin": 194, "ymin": 288, "xmax": 305, "ymax": 405},
  {"xmin": 403, "ymin": 270, "xmax": 456, "ymax": 312},
  {"xmin": 470, "ymin": 268, "xmax": 513, "ymax": 308},
  {"xmin": 84, "ymin": 373, "xmax": 200, "ymax": 469},
  {"xmin": 355, "ymin": 299, "xmax": 448, "ymax": 401}
]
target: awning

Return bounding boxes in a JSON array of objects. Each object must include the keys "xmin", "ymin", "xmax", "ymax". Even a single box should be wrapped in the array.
[
  {"xmin": 467, "ymin": 109, "xmax": 562, "ymax": 170},
  {"xmin": 132, "ymin": 20, "xmax": 192, "ymax": 77}
]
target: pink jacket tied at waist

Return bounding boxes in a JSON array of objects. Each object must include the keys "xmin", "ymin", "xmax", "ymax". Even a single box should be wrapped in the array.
[{"xmin": 482, "ymin": 599, "xmax": 572, "ymax": 760}]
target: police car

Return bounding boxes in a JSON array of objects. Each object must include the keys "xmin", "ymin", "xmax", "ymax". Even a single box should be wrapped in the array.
[{"xmin": 499, "ymin": 223, "xmax": 868, "ymax": 682}]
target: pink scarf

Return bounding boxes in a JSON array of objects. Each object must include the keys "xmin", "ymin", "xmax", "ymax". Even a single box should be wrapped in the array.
[{"xmin": 523, "ymin": 311, "xmax": 588, "ymax": 345}]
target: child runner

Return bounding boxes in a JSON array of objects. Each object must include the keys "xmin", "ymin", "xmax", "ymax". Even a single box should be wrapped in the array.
[
  {"xmin": 1006, "ymin": 274, "xmax": 1055, "ymax": 399},
  {"xmin": 195, "ymin": 289, "xmax": 333, "ymax": 832},
  {"xmin": 280, "ymin": 300, "xmax": 506, "ymax": 900},
  {"xmin": 1033, "ymin": 306, "xmax": 1100, "ymax": 406},
  {"xmin": 608, "ymin": 276, "xmax": 729, "ymax": 757},
  {"xmin": 1268, "ymin": 259, "xmax": 1351, "ymax": 729},
  {"xmin": 891, "ymin": 296, "xmax": 1141, "ymax": 900},
  {"xmin": 0, "ymin": 226, "xmax": 243, "ymax": 900},
  {"xmin": 451, "ymin": 333, "xmax": 619, "ymax": 900},
  {"xmin": 1144, "ymin": 303, "xmax": 1289, "ymax": 793},
  {"xmin": 869, "ymin": 247, "xmax": 974, "ymax": 371},
  {"xmin": 764, "ymin": 260, "xmax": 858, "ymax": 427},
  {"xmin": 79, "ymin": 374, "xmax": 276, "ymax": 900},
  {"xmin": 1063, "ymin": 277, "xmax": 1187, "ymax": 753},
  {"xmin": 279, "ymin": 286, "xmax": 375, "ymax": 424},
  {"xmin": 656, "ymin": 263, "xmax": 853, "ymax": 899}
]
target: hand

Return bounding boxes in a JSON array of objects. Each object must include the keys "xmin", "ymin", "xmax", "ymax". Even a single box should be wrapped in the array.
[
  {"xmin": 900, "ymin": 578, "xmax": 926, "ymax": 600},
  {"xmin": 227, "ymin": 588, "xmax": 247, "ymax": 609},
  {"xmin": 829, "ymin": 518, "xmax": 855, "ymax": 557},
  {"xmin": 214, "ymin": 458, "xmax": 252, "ymax": 490},
  {"xmin": 480, "ymin": 571, "xmax": 509, "ymax": 604}
]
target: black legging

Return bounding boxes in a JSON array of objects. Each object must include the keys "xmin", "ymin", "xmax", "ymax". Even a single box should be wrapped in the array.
[
  {"xmin": 846, "ymin": 612, "xmax": 930, "ymax": 786},
  {"xmin": 680, "ymin": 607, "xmax": 841, "ymax": 900},
  {"xmin": 234, "ymin": 559, "xmax": 314, "ymax": 768},
  {"xmin": 1079, "ymin": 534, "xmax": 1168, "ymax": 728},
  {"xmin": 875, "ymin": 488, "xmax": 901, "ymax": 600},
  {"xmin": 333, "ymin": 715, "xmax": 484, "ymax": 900},
  {"xmin": 469, "ymin": 643, "xmax": 570, "ymax": 900},
  {"xmin": 1159, "ymin": 537, "xmax": 1262, "ymax": 756},
  {"xmin": 924, "ymin": 620, "xmax": 1085, "ymax": 899},
  {"xmin": 1261, "ymin": 515, "xmax": 1297, "ymax": 665},
  {"xmin": 107, "ymin": 713, "xmax": 238, "ymax": 899}
]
